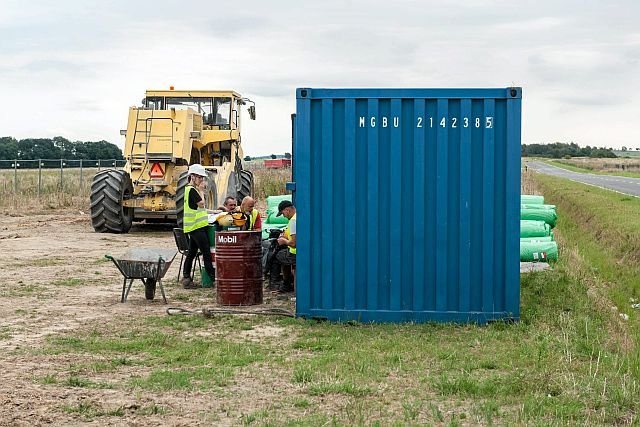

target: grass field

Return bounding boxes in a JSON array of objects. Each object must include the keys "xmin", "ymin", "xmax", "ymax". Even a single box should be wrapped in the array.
[
  {"xmin": 0, "ymin": 168, "xmax": 97, "ymax": 211},
  {"xmin": 545, "ymin": 158, "xmax": 640, "ymax": 179},
  {"xmin": 3, "ymin": 170, "xmax": 636, "ymax": 425}
]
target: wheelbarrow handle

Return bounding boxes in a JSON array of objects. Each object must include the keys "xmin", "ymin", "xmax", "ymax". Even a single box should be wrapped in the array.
[
  {"xmin": 155, "ymin": 256, "xmax": 166, "ymax": 281},
  {"xmin": 105, "ymin": 254, "xmax": 127, "ymax": 277}
]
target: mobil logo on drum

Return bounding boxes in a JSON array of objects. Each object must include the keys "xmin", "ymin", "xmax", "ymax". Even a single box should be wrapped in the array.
[{"xmin": 217, "ymin": 234, "xmax": 237, "ymax": 244}]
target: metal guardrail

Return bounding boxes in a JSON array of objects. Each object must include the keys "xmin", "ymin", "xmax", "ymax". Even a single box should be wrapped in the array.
[{"xmin": 0, "ymin": 159, "xmax": 127, "ymax": 195}]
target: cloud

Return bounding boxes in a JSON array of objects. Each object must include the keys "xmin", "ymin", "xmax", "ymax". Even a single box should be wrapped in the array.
[{"xmin": 1, "ymin": 0, "xmax": 639, "ymax": 151}]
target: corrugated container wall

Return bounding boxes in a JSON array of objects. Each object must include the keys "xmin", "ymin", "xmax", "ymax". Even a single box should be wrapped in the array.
[{"xmin": 293, "ymin": 88, "xmax": 522, "ymax": 323}]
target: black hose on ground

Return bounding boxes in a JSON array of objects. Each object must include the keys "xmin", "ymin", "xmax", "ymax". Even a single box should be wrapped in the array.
[{"xmin": 166, "ymin": 306, "xmax": 295, "ymax": 318}]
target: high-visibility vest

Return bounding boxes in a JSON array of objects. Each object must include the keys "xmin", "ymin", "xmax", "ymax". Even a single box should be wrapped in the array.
[
  {"xmin": 183, "ymin": 185, "xmax": 208, "ymax": 233},
  {"xmin": 284, "ymin": 213, "xmax": 296, "ymax": 255},
  {"xmin": 248, "ymin": 209, "xmax": 259, "ymax": 230}
]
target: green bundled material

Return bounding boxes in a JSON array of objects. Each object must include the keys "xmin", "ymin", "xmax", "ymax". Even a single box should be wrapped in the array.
[
  {"xmin": 520, "ymin": 236, "xmax": 554, "ymax": 243},
  {"xmin": 521, "ymin": 195, "xmax": 544, "ymax": 205},
  {"xmin": 261, "ymin": 194, "xmax": 292, "ymax": 239},
  {"xmin": 265, "ymin": 195, "xmax": 291, "ymax": 225},
  {"xmin": 520, "ymin": 241, "xmax": 558, "ymax": 262},
  {"xmin": 521, "ymin": 207, "xmax": 557, "ymax": 228},
  {"xmin": 520, "ymin": 220, "xmax": 551, "ymax": 238},
  {"xmin": 522, "ymin": 204, "xmax": 556, "ymax": 213}
]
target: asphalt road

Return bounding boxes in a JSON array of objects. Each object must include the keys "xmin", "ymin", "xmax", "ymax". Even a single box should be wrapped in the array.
[{"xmin": 527, "ymin": 161, "xmax": 640, "ymax": 197}]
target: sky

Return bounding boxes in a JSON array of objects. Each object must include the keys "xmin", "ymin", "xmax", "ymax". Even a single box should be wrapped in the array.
[{"xmin": 1, "ymin": 0, "xmax": 639, "ymax": 155}]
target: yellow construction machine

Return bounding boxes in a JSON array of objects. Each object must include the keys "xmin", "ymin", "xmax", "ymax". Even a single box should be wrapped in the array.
[{"xmin": 90, "ymin": 88, "xmax": 255, "ymax": 233}]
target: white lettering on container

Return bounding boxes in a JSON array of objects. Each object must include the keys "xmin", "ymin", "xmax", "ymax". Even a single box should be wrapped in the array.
[{"xmin": 357, "ymin": 115, "xmax": 493, "ymax": 129}]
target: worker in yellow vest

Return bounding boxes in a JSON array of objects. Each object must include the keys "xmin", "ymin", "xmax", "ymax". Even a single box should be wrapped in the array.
[
  {"xmin": 240, "ymin": 196, "xmax": 262, "ymax": 231},
  {"xmin": 269, "ymin": 200, "xmax": 296, "ymax": 293},
  {"xmin": 181, "ymin": 164, "xmax": 217, "ymax": 289}
]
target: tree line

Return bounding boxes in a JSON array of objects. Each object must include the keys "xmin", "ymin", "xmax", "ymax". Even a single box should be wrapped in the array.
[
  {"xmin": 522, "ymin": 142, "xmax": 617, "ymax": 158},
  {"xmin": 0, "ymin": 136, "xmax": 123, "ymax": 160}
]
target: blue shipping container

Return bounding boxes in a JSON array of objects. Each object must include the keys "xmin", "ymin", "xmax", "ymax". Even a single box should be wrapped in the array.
[{"xmin": 293, "ymin": 88, "xmax": 522, "ymax": 323}]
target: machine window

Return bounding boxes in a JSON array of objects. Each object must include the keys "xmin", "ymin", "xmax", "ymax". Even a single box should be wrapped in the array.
[{"xmin": 213, "ymin": 98, "xmax": 231, "ymax": 126}]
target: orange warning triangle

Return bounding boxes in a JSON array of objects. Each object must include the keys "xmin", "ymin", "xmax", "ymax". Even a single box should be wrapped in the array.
[{"xmin": 149, "ymin": 163, "xmax": 165, "ymax": 178}]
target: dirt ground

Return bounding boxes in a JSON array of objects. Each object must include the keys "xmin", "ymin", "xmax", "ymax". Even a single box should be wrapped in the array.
[{"xmin": 0, "ymin": 211, "xmax": 293, "ymax": 426}]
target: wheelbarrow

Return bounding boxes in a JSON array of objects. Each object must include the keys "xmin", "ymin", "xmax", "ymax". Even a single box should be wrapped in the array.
[{"xmin": 106, "ymin": 248, "xmax": 177, "ymax": 304}]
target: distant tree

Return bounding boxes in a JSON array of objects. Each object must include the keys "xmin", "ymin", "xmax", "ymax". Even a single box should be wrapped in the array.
[
  {"xmin": 0, "ymin": 136, "xmax": 122, "ymax": 160},
  {"xmin": 522, "ymin": 142, "xmax": 616, "ymax": 159},
  {"xmin": 77, "ymin": 140, "xmax": 124, "ymax": 160},
  {"xmin": 270, "ymin": 154, "xmax": 277, "ymax": 159},
  {"xmin": 622, "ymin": 146, "xmax": 627, "ymax": 151},
  {"xmin": 284, "ymin": 152, "xmax": 292, "ymax": 159},
  {"xmin": 17, "ymin": 138, "xmax": 61, "ymax": 159},
  {"xmin": 53, "ymin": 136, "xmax": 77, "ymax": 158},
  {"xmin": 0, "ymin": 137, "xmax": 19, "ymax": 159},
  {"xmin": 244, "ymin": 155, "xmax": 252, "ymax": 161}
]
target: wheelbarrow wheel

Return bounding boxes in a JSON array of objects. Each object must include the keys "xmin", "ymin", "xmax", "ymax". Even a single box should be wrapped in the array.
[{"xmin": 145, "ymin": 279, "xmax": 157, "ymax": 300}]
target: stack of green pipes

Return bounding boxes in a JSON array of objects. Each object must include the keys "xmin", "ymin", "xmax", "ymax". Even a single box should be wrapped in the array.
[
  {"xmin": 261, "ymin": 194, "xmax": 291, "ymax": 240},
  {"xmin": 520, "ymin": 195, "xmax": 559, "ymax": 262}
]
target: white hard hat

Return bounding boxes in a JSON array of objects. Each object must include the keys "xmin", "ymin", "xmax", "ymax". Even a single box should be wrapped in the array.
[{"xmin": 188, "ymin": 164, "xmax": 207, "ymax": 177}]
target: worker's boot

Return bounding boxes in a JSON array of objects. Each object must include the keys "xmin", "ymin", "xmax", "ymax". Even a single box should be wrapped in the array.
[
  {"xmin": 278, "ymin": 281, "xmax": 294, "ymax": 294},
  {"xmin": 267, "ymin": 279, "xmax": 282, "ymax": 292},
  {"xmin": 267, "ymin": 261, "xmax": 282, "ymax": 292},
  {"xmin": 278, "ymin": 268, "xmax": 294, "ymax": 293},
  {"xmin": 181, "ymin": 277, "xmax": 198, "ymax": 289}
]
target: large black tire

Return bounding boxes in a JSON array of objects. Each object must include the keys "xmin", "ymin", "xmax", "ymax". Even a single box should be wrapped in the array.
[
  {"xmin": 90, "ymin": 170, "xmax": 134, "ymax": 233},
  {"xmin": 237, "ymin": 169, "xmax": 254, "ymax": 202},
  {"xmin": 175, "ymin": 171, "xmax": 189, "ymax": 228},
  {"xmin": 144, "ymin": 279, "xmax": 156, "ymax": 300},
  {"xmin": 226, "ymin": 171, "xmax": 238, "ymax": 205},
  {"xmin": 177, "ymin": 171, "xmax": 216, "ymax": 227},
  {"xmin": 205, "ymin": 172, "xmax": 217, "ymax": 210}
]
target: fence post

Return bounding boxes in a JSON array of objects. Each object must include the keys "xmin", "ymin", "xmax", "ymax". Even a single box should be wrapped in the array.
[
  {"xmin": 60, "ymin": 159, "xmax": 64, "ymax": 191},
  {"xmin": 13, "ymin": 160, "xmax": 17, "ymax": 193},
  {"xmin": 80, "ymin": 159, "xmax": 83, "ymax": 196},
  {"xmin": 98, "ymin": 159, "xmax": 101, "ymax": 171},
  {"xmin": 38, "ymin": 159, "xmax": 42, "ymax": 196}
]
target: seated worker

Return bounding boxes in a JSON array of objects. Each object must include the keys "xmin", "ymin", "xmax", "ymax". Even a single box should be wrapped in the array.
[
  {"xmin": 240, "ymin": 196, "xmax": 262, "ymax": 231},
  {"xmin": 269, "ymin": 200, "xmax": 296, "ymax": 293},
  {"xmin": 220, "ymin": 196, "xmax": 238, "ymax": 213},
  {"xmin": 210, "ymin": 196, "xmax": 241, "ymax": 231},
  {"xmin": 181, "ymin": 164, "xmax": 217, "ymax": 289}
]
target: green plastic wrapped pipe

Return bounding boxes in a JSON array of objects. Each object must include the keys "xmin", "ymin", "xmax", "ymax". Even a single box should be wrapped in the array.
[
  {"xmin": 521, "ymin": 195, "xmax": 544, "ymax": 205},
  {"xmin": 521, "ymin": 204, "xmax": 556, "ymax": 212},
  {"xmin": 521, "ymin": 208, "xmax": 557, "ymax": 228},
  {"xmin": 265, "ymin": 195, "xmax": 291, "ymax": 225},
  {"xmin": 520, "ymin": 241, "xmax": 558, "ymax": 262},
  {"xmin": 520, "ymin": 220, "xmax": 551, "ymax": 238},
  {"xmin": 520, "ymin": 236, "xmax": 554, "ymax": 243}
]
